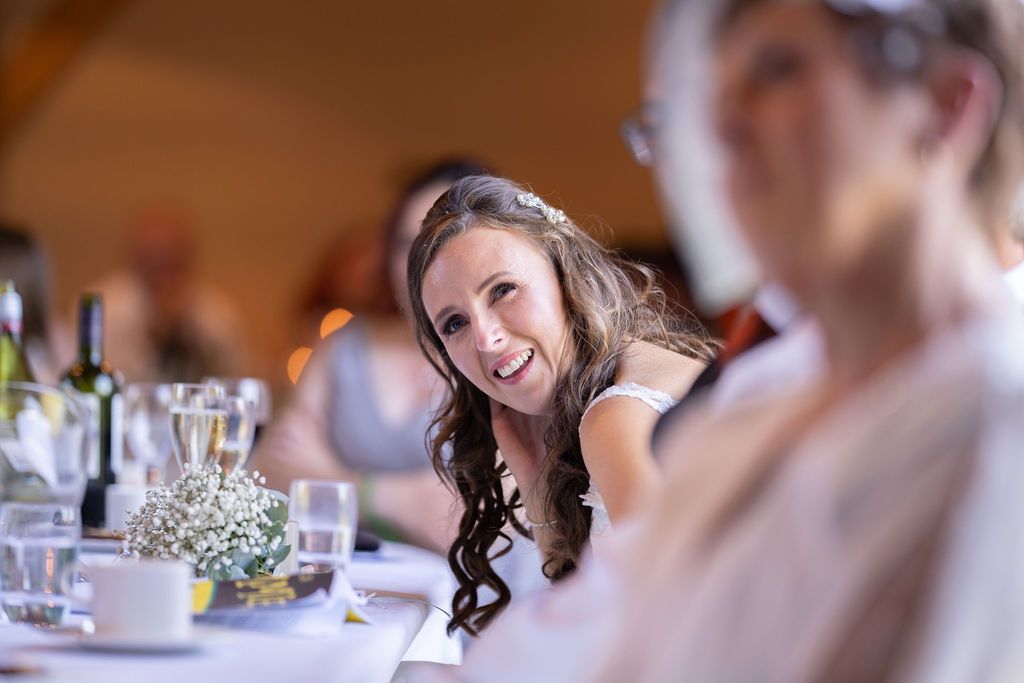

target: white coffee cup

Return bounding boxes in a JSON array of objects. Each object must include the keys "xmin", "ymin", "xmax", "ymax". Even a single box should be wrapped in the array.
[
  {"xmin": 104, "ymin": 484, "xmax": 148, "ymax": 532},
  {"xmin": 90, "ymin": 560, "xmax": 192, "ymax": 643}
]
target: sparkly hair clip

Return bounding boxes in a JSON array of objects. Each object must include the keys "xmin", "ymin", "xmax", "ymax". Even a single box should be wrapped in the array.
[{"xmin": 516, "ymin": 192, "xmax": 567, "ymax": 225}]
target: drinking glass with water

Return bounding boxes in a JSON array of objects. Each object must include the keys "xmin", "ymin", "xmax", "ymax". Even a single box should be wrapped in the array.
[
  {"xmin": 0, "ymin": 503, "xmax": 80, "ymax": 626},
  {"xmin": 288, "ymin": 480, "xmax": 357, "ymax": 572}
]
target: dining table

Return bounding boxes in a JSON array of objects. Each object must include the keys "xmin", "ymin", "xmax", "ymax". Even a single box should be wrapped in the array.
[{"xmin": 0, "ymin": 541, "xmax": 462, "ymax": 683}]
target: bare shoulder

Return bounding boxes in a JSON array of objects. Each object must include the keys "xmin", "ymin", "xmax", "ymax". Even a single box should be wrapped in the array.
[{"xmin": 614, "ymin": 340, "xmax": 708, "ymax": 401}]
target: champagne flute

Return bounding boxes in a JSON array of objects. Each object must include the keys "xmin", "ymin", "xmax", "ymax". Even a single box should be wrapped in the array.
[
  {"xmin": 215, "ymin": 396, "xmax": 257, "ymax": 475},
  {"xmin": 169, "ymin": 383, "xmax": 226, "ymax": 473},
  {"xmin": 123, "ymin": 383, "xmax": 174, "ymax": 485},
  {"xmin": 202, "ymin": 377, "xmax": 271, "ymax": 427}
]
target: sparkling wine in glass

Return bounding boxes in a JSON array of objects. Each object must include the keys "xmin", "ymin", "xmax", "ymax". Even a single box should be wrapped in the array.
[
  {"xmin": 215, "ymin": 396, "xmax": 257, "ymax": 475},
  {"xmin": 169, "ymin": 383, "xmax": 226, "ymax": 473}
]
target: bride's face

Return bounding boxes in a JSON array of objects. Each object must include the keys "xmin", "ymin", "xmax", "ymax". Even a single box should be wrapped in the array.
[
  {"xmin": 713, "ymin": 1, "xmax": 929, "ymax": 295},
  {"xmin": 421, "ymin": 226, "xmax": 573, "ymax": 416}
]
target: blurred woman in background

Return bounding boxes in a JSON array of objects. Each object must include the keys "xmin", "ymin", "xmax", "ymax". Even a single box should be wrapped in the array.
[{"xmin": 253, "ymin": 159, "xmax": 487, "ymax": 553}]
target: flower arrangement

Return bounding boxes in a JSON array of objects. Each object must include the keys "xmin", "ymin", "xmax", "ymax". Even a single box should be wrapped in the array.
[{"xmin": 123, "ymin": 466, "xmax": 291, "ymax": 581}]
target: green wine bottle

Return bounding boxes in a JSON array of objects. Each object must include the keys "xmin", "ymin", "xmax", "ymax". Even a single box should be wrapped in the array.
[
  {"xmin": 0, "ymin": 280, "xmax": 46, "ymax": 502},
  {"xmin": 62, "ymin": 294, "xmax": 122, "ymax": 528},
  {"xmin": 0, "ymin": 280, "xmax": 34, "ymax": 386}
]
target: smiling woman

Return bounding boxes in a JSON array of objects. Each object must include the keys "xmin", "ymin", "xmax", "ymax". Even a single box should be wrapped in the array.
[
  {"xmin": 422, "ymin": 227, "xmax": 572, "ymax": 417},
  {"xmin": 407, "ymin": 175, "xmax": 717, "ymax": 635}
]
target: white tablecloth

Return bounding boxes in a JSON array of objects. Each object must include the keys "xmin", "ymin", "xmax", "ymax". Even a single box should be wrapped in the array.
[
  {"xmin": 0, "ymin": 542, "xmax": 461, "ymax": 683},
  {"xmin": 348, "ymin": 543, "xmax": 461, "ymax": 665}
]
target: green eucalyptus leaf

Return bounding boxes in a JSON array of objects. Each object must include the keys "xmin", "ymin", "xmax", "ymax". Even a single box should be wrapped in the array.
[
  {"xmin": 265, "ymin": 499, "xmax": 288, "ymax": 526},
  {"xmin": 264, "ymin": 488, "xmax": 289, "ymax": 504},
  {"xmin": 269, "ymin": 543, "xmax": 291, "ymax": 565},
  {"xmin": 265, "ymin": 521, "xmax": 286, "ymax": 541},
  {"xmin": 231, "ymin": 549, "xmax": 256, "ymax": 571},
  {"xmin": 207, "ymin": 560, "xmax": 231, "ymax": 582},
  {"xmin": 228, "ymin": 565, "xmax": 249, "ymax": 581}
]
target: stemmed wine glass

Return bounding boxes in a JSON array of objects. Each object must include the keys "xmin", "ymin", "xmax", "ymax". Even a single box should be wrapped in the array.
[
  {"xmin": 201, "ymin": 377, "xmax": 271, "ymax": 431},
  {"xmin": 214, "ymin": 396, "xmax": 257, "ymax": 475},
  {"xmin": 123, "ymin": 383, "xmax": 174, "ymax": 485},
  {"xmin": 169, "ymin": 383, "xmax": 226, "ymax": 473}
]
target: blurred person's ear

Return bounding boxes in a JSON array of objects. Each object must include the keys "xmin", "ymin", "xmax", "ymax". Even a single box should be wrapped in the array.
[{"xmin": 920, "ymin": 47, "xmax": 1002, "ymax": 180}]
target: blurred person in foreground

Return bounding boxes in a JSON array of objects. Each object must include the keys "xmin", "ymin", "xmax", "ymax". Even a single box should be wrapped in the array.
[
  {"xmin": 0, "ymin": 222, "xmax": 72, "ymax": 384},
  {"xmin": 405, "ymin": 0, "xmax": 1024, "ymax": 680},
  {"xmin": 89, "ymin": 205, "xmax": 246, "ymax": 382},
  {"xmin": 253, "ymin": 160, "xmax": 487, "ymax": 554},
  {"xmin": 683, "ymin": 183, "xmax": 1024, "ymax": 420}
]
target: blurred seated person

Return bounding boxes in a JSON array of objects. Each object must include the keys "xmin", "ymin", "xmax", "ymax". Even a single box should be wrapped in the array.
[
  {"xmin": 292, "ymin": 223, "xmax": 391, "ymax": 349},
  {"xmin": 0, "ymin": 222, "xmax": 72, "ymax": 384},
  {"xmin": 253, "ymin": 159, "xmax": 488, "ymax": 554},
  {"xmin": 88, "ymin": 204, "xmax": 247, "ymax": 382}
]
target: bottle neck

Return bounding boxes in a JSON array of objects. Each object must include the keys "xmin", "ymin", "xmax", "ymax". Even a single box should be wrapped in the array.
[
  {"xmin": 0, "ymin": 288, "xmax": 24, "ymax": 346},
  {"xmin": 78, "ymin": 300, "xmax": 104, "ymax": 366}
]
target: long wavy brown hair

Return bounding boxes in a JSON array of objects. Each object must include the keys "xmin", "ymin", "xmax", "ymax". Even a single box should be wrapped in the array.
[{"xmin": 407, "ymin": 175, "xmax": 717, "ymax": 635}]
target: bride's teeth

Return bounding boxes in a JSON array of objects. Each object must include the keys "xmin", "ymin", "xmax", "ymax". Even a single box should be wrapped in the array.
[{"xmin": 496, "ymin": 350, "xmax": 533, "ymax": 379}]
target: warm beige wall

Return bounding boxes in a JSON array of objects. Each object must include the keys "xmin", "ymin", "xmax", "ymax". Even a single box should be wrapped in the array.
[{"xmin": 0, "ymin": 0, "xmax": 668, "ymax": 385}]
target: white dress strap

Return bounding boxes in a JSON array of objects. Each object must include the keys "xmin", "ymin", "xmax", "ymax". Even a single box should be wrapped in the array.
[{"xmin": 580, "ymin": 382, "xmax": 679, "ymax": 428}]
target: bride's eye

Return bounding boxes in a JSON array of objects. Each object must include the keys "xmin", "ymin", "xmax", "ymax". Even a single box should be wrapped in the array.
[
  {"xmin": 490, "ymin": 282, "xmax": 517, "ymax": 302},
  {"xmin": 441, "ymin": 315, "xmax": 467, "ymax": 338}
]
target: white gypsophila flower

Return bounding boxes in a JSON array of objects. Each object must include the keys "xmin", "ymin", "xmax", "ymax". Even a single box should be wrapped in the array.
[{"xmin": 123, "ymin": 465, "xmax": 284, "ymax": 578}]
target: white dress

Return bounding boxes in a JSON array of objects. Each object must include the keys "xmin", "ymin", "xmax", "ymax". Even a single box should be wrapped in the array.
[{"xmin": 579, "ymin": 383, "xmax": 679, "ymax": 539}]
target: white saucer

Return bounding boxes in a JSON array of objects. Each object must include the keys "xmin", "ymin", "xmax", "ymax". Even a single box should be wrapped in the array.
[{"xmin": 79, "ymin": 633, "xmax": 201, "ymax": 655}]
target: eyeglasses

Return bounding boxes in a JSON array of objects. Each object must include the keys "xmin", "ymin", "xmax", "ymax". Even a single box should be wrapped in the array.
[
  {"xmin": 624, "ymin": 1, "xmax": 956, "ymax": 169},
  {"xmin": 620, "ymin": 104, "xmax": 661, "ymax": 167},
  {"xmin": 825, "ymin": 0, "xmax": 948, "ymax": 39}
]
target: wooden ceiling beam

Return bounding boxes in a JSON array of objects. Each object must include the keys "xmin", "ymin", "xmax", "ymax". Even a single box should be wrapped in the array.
[{"xmin": 1, "ymin": 0, "xmax": 131, "ymax": 150}]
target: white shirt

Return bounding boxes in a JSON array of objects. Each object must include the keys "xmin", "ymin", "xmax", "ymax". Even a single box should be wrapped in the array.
[{"xmin": 707, "ymin": 266, "xmax": 1024, "ymax": 415}]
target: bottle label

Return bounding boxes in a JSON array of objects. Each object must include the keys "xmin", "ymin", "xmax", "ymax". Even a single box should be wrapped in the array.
[
  {"xmin": 110, "ymin": 393, "xmax": 124, "ymax": 475},
  {"xmin": 71, "ymin": 391, "xmax": 101, "ymax": 480}
]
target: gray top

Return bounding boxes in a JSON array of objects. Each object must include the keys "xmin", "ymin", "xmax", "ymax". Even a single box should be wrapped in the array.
[{"xmin": 324, "ymin": 319, "xmax": 434, "ymax": 473}]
